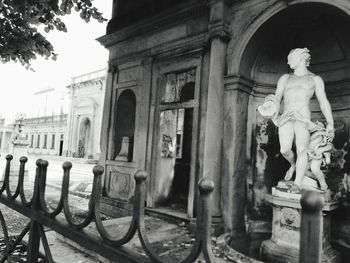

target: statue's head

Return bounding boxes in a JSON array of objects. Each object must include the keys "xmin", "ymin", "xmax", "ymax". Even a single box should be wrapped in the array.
[{"xmin": 287, "ymin": 48, "xmax": 311, "ymax": 69}]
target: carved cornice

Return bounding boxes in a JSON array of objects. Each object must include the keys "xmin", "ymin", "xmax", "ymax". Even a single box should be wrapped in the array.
[
  {"xmin": 107, "ymin": 33, "xmax": 207, "ymax": 67},
  {"xmin": 224, "ymin": 75, "xmax": 254, "ymax": 94},
  {"xmin": 151, "ymin": 32, "xmax": 207, "ymax": 59},
  {"xmin": 98, "ymin": 2, "xmax": 209, "ymax": 48},
  {"xmin": 141, "ymin": 57, "xmax": 154, "ymax": 66},
  {"xmin": 208, "ymin": 21, "xmax": 231, "ymax": 42},
  {"xmin": 109, "ymin": 50, "xmax": 151, "ymax": 69},
  {"xmin": 207, "ymin": 0, "xmax": 231, "ymax": 42}
]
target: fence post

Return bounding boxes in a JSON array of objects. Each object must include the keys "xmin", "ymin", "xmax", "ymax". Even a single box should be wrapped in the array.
[
  {"xmin": 299, "ymin": 190, "xmax": 324, "ymax": 263},
  {"xmin": 198, "ymin": 177, "xmax": 216, "ymax": 262},
  {"xmin": 26, "ymin": 160, "xmax": 43, "ymax": 261}
]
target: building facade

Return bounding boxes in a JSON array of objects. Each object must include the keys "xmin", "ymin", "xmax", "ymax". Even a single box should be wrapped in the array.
[
  {"xmin": 97, "ymin": 0, "xmax": 350, "ymax": 251},
  {"xmin": 0, "ymin": 70, "xmax": 106, "ymax": 160},
  {"xmin": 63, "ymin": 69, "xmax": 106, "ymax": 159},
  {"xmin": 22, "ymin": 115, "xmax": 67, "ymax": 156}
]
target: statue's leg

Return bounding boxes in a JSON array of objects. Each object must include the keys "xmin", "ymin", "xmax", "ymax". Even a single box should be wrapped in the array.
[
  {"xmin": 310, "ymin": 159, "xmax": 328, "ymax": 191},
  {"xmin": 294, "ymin": 122, "xmax": 310, "ymax": 187},
  {"xmin": 279, "ymin": 121, "xmax": 295, "ymax": 180}
]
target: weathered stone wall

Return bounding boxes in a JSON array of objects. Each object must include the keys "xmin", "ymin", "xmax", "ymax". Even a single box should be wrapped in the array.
[{"xmin": 98, "ymin": 2, "xmax": 210, "ymax": 213}]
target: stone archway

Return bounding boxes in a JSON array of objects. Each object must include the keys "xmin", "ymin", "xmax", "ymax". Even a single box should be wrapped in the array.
[
  {"xmin": 78, "ymin": 118, "xmax": 91, "ymax": 158},
  {"xmin": 228, "ymin": 0, "xmax": 350, "ymax": 75},
  {"xmin": 223, "ymin": 1, "xmax": 350, "ymax": 254}
]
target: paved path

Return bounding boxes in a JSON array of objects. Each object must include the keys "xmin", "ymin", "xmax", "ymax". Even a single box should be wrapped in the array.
[{"xmin": 0, "ymin": 154, "xmax": 96, "ymax": 196}]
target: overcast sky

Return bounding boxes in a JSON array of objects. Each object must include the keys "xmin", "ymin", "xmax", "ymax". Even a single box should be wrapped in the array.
[{"xmin": 0, "ymin": 0, "xmax": 113, "ymax": 122}]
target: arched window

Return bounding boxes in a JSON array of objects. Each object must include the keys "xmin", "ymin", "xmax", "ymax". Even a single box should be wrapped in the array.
[{"xmin": 113, "ymin": 89, "xmax": 136, "ymax": 161}]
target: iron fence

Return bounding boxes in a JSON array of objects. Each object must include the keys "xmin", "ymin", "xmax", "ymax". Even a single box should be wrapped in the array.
[{"xmin": 0, "ymin": 154, "xmax": 323, "ymax": 263}]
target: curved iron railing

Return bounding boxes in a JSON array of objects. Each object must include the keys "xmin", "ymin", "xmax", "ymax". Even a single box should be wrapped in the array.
[
  {"xmin": 0, "ymin": 155, "xmax": 220, "ymax": 262},
  {"xmin": 0, "ymin": 155, "xmax": 323, "ymax": 263}
]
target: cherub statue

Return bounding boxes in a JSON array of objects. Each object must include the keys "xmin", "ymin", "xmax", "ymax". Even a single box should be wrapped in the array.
[{"xmin": 308, "ymin": 121, "xmax": 333, "ymax": 191}]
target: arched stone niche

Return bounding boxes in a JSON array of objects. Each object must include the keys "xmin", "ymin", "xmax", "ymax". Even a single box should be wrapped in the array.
[
  {"xmin": 238, "ymin": 3, "xmax": 350, "ymax": 93},
  {"xmin": 113, "ymin": 89, "xmax": 136, "ymax": 161},
  {"xmin": 78, "ymin": 117, "xmax": 91, "ymax": 158},
  {"xmin": 224, "ymin": 2, "xmax": 350, "ymax": 230}
]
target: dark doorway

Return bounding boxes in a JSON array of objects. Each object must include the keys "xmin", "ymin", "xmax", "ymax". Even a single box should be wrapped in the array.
[
  {"xmin": 59, "ymin": 140, "xmax": 63, "ymax": 156},
  {"xmin": 171, "ymin": 107, "xmax": 193, "ymax": 211},
  {"xmin": 157, "ymin": 79, "xmax": 195, "ymax": 214}
]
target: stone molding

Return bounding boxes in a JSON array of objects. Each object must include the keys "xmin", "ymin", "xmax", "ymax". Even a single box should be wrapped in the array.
[
  {"xmin": 98, "ymin": 2, "xmax": 208, "ymax": 48},
  {"xmin": 224, "ymin": 75, "xmax": 254, "ymax": 94},
  {"xmin": 109, "ymin": 50, "xmax": 151, "ymax": 69},
  {"xmin": 151, "ymin": 33, "xmax": 208, "ymax": 60},
  {"xmin": 208, "ymin": 21, "xmax": 231, "ymax": 42},
  {"xmin": 73, "ymin": 97, "xmax": 98, "ymax": 109},
  {"xmin": 207, "ymin": 0, "xmax": 231, "ymax": 42},
  {"xmin": 108, "ymin": 33, "xmax": 207, "ymax": 68}
]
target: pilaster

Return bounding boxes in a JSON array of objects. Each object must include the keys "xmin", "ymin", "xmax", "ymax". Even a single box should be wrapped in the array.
[
  {"xmin": 222, "ymin": 74, "xmax": 253, "ymax": 248},
  {"xmin": 202, "ymin": 0, "xmax": 230, "ymax": 230},
  {"xmin": 99, "ymin": 65, "xmax": 118, "ymax": 163}
]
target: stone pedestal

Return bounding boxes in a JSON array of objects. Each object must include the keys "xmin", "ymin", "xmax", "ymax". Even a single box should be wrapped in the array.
[{"xmin": 260, "ymin": 191, "xmax": 341, "ymax": 263}]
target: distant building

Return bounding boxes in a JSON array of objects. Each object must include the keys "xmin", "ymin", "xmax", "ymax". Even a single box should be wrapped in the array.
[
  {"xmin": 0, "ymin": 69, "xmax": 106, "ymax": 159},
  {"xmin": 21, "ymin": 114, "xmax": 67, "ymax": 156},
  {"xmin": 63, "ymin": 69, "xmax": 106, "ymax": 159}
]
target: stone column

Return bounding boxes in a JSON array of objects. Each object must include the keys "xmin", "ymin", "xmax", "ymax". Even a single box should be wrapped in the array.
[
  {"xmin": 202, "ymin": 0, "xmax": 230, "ymax": 227},
  {"xmin": 2, "ymin": 131, "xmax": 8, "ymax": 152},
  {"xmin": 72, "ymin": 115, "xmax": 80, "ymax": 155},
  {"xmin": 222, "ymin": 75, "xmax": 253, "ymax": 251},
  {"xmin": 0, "ymin": 132, "xmax": 4, "ymax": 150},
  {"xmin": 88, "ymin": 113, "xmax": 95, "ymax": 159},
  {"xmin": 64, "ymin": 85, "xmax": 75, "ymax": 157}
]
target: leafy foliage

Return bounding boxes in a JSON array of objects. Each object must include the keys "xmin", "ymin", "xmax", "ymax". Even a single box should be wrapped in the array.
[{"xmin": 0, "ymin": 0, "xmax": 107, "ymax": 68}]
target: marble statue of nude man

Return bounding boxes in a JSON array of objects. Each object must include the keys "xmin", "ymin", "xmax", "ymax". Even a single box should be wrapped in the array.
[{"xmin": 259, "ymin": 48, "xmax": 334, "ymax": 193}]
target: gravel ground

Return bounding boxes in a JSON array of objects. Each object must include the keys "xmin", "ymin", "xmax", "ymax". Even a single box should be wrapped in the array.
[
  {"xmin": 0, "ymin": 204, "xmax": 47, "ymax": 262},
  {"xmin": 0, "ymin": 174, "xmax": 237, "ymax": 263}
]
